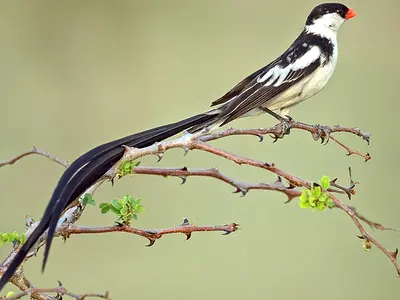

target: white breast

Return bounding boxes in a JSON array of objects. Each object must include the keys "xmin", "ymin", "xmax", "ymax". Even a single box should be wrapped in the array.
[{"xmin": 266, "ymin": 42, "xmax": 338, "ymax": 115}]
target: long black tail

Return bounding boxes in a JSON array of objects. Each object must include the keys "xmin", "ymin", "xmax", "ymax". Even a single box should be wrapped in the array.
[{"xmin": 0, "ymin": 112, "xmax": 219, "ymax": 291}]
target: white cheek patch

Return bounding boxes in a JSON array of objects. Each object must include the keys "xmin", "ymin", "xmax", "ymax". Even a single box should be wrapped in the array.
[{"xmin": 306, "ymin": 13, "xmax": 344, "ymax": 39}]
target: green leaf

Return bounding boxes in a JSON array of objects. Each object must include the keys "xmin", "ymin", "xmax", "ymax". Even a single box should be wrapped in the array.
[
  {"xmin": 316, "ymin": 201, "xmax": 326, "ymax": 211},
  {"xmin": 8, "ymin": 233, "xmax": 17, "ymax": 242},
  {"xmin": 320, "ymin": 175, "xmax": 331, "ymax": 190},
  {"xmin": 5, "ymin": 291, "xmax": 15, "ymax": 298},
  {"xmin": 299, "ymin": 201, "xmax": 310, "ymax": 208},
  {"xmin": 309, "ymin": 196, "xmax": 316, "ymax": 207},
  {"xmin": 135, "ymin": 204, "xmax": 144, "ymax": 213},
  {"xmin": 109, "ymin": 205, "xmax": 121, "ymax": 215},
  {"xmin": 0, "ymin": 232, "xmax": 27, "ymax": 245},
  {"xmin": 2, "ymin": 233, "xmax": 9, "ymax": 242},
  {"xmin": 327, "ymin": 198, "xmax": 335, "ymax": 208},
  {"xmin": 99, "ymin": 203, "xmax": 109, "ymax": 209},
  {"xmin": 101, "ymin": 205, "xmax": 111, "ymax": 214},
  {"xmin": 120, "ymin": 206, "xmax": 128, "ymax": 215},
  {"xmin": 118, "ymin": 161, "xmax": 132, "ymax": 177},
  {"xmin": 319, "ymin": 193, "xmax": 327, "ymax": 203},
  {"xmin": 132, "ymin": 214, "xmax": 138, "ymax": 220},
  {"xmin": 82, "ymin": 194, "xmax": 96, "ymax": 206},
  {"xmin": 312, "ymin": 186, "xmax": 321, "ymax": 198},
  {"xmin": 119, "ymin": 161, "xmax": 141, "ymax": 176},
  {"xmin": 123, "ymin": 161, "xmax": 133, "ymax": 171},
  {"xmin": 111, "ymin": 199, "xmax": 122, "ymax": 211},
  {"xmin": 20, "ymin": 233, "xmax": 26, "ymax": 244},
  {"xmin": 125, "ymin": 162, "xmax": 133, "ymax": 171},
  {"xmin": 299, "ymin": 190, "xmax": 308, "ymax": 203},
  {"xmin": 123, "ymin": 195, "xmax": 134, "ymax": 204}
]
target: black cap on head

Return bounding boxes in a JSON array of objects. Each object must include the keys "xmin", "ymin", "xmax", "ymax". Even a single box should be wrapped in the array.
[{"xmin": 306, "ymin": 3, "xmax": 349, "ymax": 25}]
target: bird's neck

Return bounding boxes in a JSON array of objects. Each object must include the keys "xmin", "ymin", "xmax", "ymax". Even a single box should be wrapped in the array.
[{"xmin": 305, "ymin": 24, "xmax": 338, "ymax": 43}]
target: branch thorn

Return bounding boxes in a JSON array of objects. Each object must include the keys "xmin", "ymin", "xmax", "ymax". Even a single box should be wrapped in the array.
[
  {"xmin": 145, "ymin": 237, "xmax": 156, "ymax": 247},
  {"xmin": 391, "ymin": 248, "xmax": 399, "ymax": 259},
  {"xmin": 156, "ymin": 153, "xmax": 163, "ymax": 162}
]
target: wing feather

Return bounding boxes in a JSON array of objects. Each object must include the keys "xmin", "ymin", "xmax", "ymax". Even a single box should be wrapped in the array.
[
  {"xmin": 219, "ymin": 55, "xmax": 320, "ymax": 126},
  {"xmin": 210, "ymin": 60, "xmax": 279, "ymax": 107}
]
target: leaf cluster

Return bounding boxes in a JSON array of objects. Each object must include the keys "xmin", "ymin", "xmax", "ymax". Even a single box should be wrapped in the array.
[
  {"xmin": 99, "ymin": 195, "xmax": 144, "ymax": 225},
  {"xmin": 118, "ymin": 160, "xmax": 141, "ymax": 178},
  {"xmin": 299, "ymin": 175, "xmax": 335, "ymax": 211},
  {"xmin": 0, "ymin": 231, "xmax": 26, "ymax": 246}
]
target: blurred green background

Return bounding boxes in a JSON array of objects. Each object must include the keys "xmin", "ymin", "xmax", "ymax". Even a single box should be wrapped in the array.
[{"xmin": 0, "ymin": 0, "xmax": 399, "ymax": 299}]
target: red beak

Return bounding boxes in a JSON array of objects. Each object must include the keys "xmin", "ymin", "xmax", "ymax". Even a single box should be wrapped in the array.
[{"xmin": 345, "ymin": 8, "xmax": 357, "ymax": 20}]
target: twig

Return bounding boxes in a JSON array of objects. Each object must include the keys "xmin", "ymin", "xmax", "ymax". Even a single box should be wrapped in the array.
[
  {"xmin": 200, "ymin": 122, "xmax": 371, "ymax": 148},
  {"xmin": 329, "ymin": 136, "xmax": 371, "ymax": 161},
  {"xmin": 1, "ymin": 286, "xmax": 109, "ymax": 300},
  {"xmin": 328, "ymin": 194, "xmax": 400, "ymax": 277},
  {"xmin": 133, "ymin": 166, "xmax": 302, "ymax": 199},
  {"xmin": 354, "ymin": 210, "xmax": 399, "ymax": 232},
  {"xmin": 122, "ymin": 138, "xmax": 346, "ymax": 199},
  {"xmin": 63, "ymin": 220, "xmax": 239, "ymax": 247},
  {"xmin": 0, "ymin": 147, "xmax": 69, "ymax": 169}
]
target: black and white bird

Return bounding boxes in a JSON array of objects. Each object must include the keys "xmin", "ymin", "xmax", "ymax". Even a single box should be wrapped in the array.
[
  {"xmin": 193, "ymin": 2, "xmax": 357, "ymax": 131},
  {"xmin": 0, "ymin": 3, "xmax": 356, "ymax": 291}
]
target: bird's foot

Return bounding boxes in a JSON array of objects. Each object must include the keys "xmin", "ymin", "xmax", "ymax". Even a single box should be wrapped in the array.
[
  {"xmin": 313, "ymin": 124, "xmax": 332, "ymax": 145},
  {"xmin": 271, "ymin": 115, "xmax": 294, "ymax": 143}
]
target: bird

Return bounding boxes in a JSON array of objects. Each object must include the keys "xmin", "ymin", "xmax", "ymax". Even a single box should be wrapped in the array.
[{"xmin": 0, "ymin": 2, "xmax": 356, "ymax": 290}]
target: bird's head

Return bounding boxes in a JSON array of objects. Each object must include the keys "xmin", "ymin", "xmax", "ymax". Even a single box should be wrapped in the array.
[{"xmin": 305, "ymin": 3, "xmax": 356, "ymax": 36}]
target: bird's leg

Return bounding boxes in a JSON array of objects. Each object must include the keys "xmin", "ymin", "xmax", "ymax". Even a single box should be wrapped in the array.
[
  {"xmin": 313, "ymin": 124, "xmax": 332, "ymax": 145},
  {"xmin": 260, "ymin": 107, "xmax": 294, "ymax": 142}
]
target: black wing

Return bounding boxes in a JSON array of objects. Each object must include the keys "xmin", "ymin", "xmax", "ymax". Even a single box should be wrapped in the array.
[
  {"xmin": 210, "ymin": 64, "xmax": 272, "ymax": 107},
  {"xmin": 210, "ymin": 29, "xmax": 331, "ymax": 120},
  {"xmin": 219, "ymin": 57, "xmax": 320, "ymax": 126}
]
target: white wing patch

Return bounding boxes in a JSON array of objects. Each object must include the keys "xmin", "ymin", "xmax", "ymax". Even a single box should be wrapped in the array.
[
  {"xmin": 256, "ymin": 46, "xmax": 321, "ymax": 88},
  {"xmin": 291, "ymin": 46, "xmax": 321, "ymax": 70},
  {"xmin": 257, "ymin": 68, "xmax": 274, "ymax": 83},
  {"xmin": 274, "ymin": 67, "xmax": 291, "ymax": 86}
]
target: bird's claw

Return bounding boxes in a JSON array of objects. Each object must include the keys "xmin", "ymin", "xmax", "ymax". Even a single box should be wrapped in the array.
[
  {"xmin": 313, "ymin": 124, "xmax": 331, "ymax": 145},
  {"xmin": 271, "ymin": 115, "xmax": 294, "ymax": 142}
]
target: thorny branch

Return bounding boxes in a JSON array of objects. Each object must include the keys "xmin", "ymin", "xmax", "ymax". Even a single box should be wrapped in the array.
[
  {"xmin": 63, "ymin": 219, "xmax": 239, "ymax": 247},
  {"xmin": 0, "ymin": 147, "xmax": 69, "ymax": 169},
  {"xmin": 133, "ymin": 166, "xmax": 303, "ymax": 199},
  {"xmin": 0, "ymin": 283, "xmax": 109, "ymax": 300},
  {"xmin": 0, "ymin": 120, "xmax": 398, "ymax": 298}
]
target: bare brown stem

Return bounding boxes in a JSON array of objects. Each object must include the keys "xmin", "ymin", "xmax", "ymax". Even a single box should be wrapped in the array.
[
  {"xmin": 63, "ymin": 220, "xmax": 239, "ymax": 247},
  {"xmin": 133, "ymin": 166, "xmax": 302, "ymax": 199},
  {"xmin": 329, "ymin": 194, "xmax": 400, "ymax": 276},
  {"xmin": 329, "ymin": 136, "xmax": 371, "ymax": 161},
  {"xmin": 0, "ymin": 147, "xmax": 69, "ymax": 169},
  {"xmin": 200, "ymin": 122, "xmax": 371, "ymax": 148},
  {"xmin": 0, "ymin": 285, "xmax": 109, "ymax": 300}
]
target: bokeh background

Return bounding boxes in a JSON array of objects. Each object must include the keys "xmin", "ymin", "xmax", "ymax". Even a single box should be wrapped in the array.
[{"xmin": 0, "ymin": 0, "xmax": 399, "ymax": 299}]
